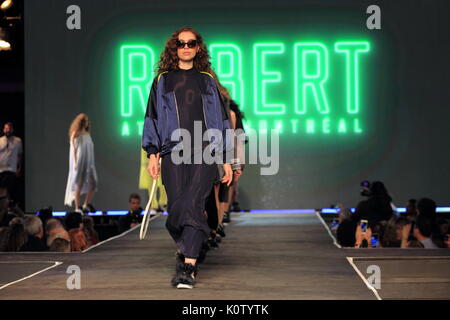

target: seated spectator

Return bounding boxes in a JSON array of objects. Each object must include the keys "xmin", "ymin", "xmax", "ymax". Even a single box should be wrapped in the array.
[
  {"xmin": 0, "ymin": 187, "xmax": 9, "ymax": 227},
  {"xmin": 65, "ymin": 211, "xmax": 88, "ymax": 251},
  {"xmin": 354, "ymin": 181, "xmax": 394, "ymax": 226},
  {"xmin": 0, "ymin": 226, "xmax": 9, "ymax": 251},
  {"xmin": 49, "ymin": 237, "xmax": 71, "ymax": 252},
  {"xmin": 417, "ymin": 198, "xmax": 437, "ymax": 220},
  {"xmin": 45, "ymin": 217, "xmax": 70, "ymax": 249},
  {"xmin": 82, "ymin": 216, "xmax": 99, "ymax": 247},
  {"xmin": 46, "ymin": 218, "xmax": 65, "ymax": 235},
  {"xmin": 65, "ymin": 211, "xmax": 83, "ymax": 230},
  {"xmin": 380, "ymin": 217, "xmax": 409, "ymax": 248},
  {"xmin": 0, "ymin": 188, "xmax": 23, "ymax": 227},
  {"xmin": 69, "ymin": 228, "xmax": 88, "ymax": 251},
  {"xmin": 4, "ymin": 221, "xmax": 27, "ymax": 251},
  {"xmin": 20, "ymin": 215, "xmax": 47, "ymax": 251},
  {"xmin": 118, "ymin": 193, "xmax": 144, "ymax": 234},
  {"xmin": 37, "ymin": 207, "xmax": 53, "ymax": 230},
  {"xmin": 336, "ymin": 218, "xmax": 357, "ymax": 247},
  {"xmin": 402, "ymin": 199, "xmax": 417, "ymax": 219},
  {"xmin": 431, "ymin": 217, "xmax": 449, "ymax": 248},
  {"xmin": 401, "ymin": 213, "xmax": 438, "ymax": 248}
]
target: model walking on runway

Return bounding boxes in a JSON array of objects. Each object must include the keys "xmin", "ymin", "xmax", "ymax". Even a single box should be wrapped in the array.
[
  {"xmin": 64, "ymin": 113, "xmax": 98, "ymax": 214},
  {"xmin": 142, "ymin": 26, "xmax": 233, "ymax": 289}
]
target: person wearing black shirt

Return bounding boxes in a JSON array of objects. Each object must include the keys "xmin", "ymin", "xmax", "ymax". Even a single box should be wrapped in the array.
[{"xmin": 143, "ymin": 27, "xmax": 233, "ymax": 289}]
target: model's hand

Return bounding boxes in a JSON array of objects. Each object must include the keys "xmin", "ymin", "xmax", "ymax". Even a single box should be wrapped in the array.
[
  {"xmin": 233, "ymin": 169, "xmax": 242, "ymax": 182},
  {"xmin": 147, "ymin": 153, "xmax": 160, "ymax": 179},
  {"xmin": 221, "ymin": 163, "xmax": 233, "ymax": 187}
]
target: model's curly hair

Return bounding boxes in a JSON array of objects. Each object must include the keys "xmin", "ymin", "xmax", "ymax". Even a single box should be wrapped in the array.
[
  {"xmin": 157, "ymin": 26, "xmax": 215, "ymax": 75},
  {"xmin": 68, "ymin": 113, "xmax": 90, "ymax": 139}
]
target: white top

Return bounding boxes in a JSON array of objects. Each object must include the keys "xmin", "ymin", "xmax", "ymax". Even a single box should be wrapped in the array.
[
  {"xmin": 0, "ymin": 135, "xmax": 23, "ymax": 173},
  {"xmin": 64, "ymin": 133, "xmax": 98, "ymax": 206},
  {"xmin": 419, "ymin": 238, "xmax": 438, "ymax": 249}
]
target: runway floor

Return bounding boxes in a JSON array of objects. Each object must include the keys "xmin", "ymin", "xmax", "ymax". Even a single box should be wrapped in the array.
[{"xmin": 0, "ymin": 211, "xmax": 449, "ymax": 300}]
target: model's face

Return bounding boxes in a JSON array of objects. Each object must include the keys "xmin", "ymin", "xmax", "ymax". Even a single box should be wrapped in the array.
[
  {"xmin": 129, "ymin": 198, "xmax": 141, "ymax": 211},
  {"xmin": 176, "ymin": 31, "xmax": 199, "ymax": 63}
]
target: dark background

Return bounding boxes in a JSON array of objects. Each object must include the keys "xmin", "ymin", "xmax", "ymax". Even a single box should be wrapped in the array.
[
  {"xmin": 0, "ymin": 0, "xmax": 24, "ymax": 208},
  {"xmin": 12, "ymin": 0, "xmax": 450, "ymax": 211}
]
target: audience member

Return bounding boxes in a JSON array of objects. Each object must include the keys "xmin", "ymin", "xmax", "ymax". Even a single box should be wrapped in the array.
[
  {"xmin": 20, "ymin": 215, "xmax": 47, "ymax": 251},
  {"xmin": 118, "ymin": 193, "xmax": 144, "ymax": 234},
  {"xmin": 354, "ymin": 181, "xmax": 394, "ymax": 225},
  {"xmin": 49, "ymin": 238, "xmax": 71, "ymax": 252},
  {"xmin": 403, "ymin": 199, "xmax": 417, "ymax": 219},
  {"xmin": 4, "ymin": 221, "xmax": 27, "ymax": 251},
  {"xmin": 65, "ymin": 211, "xmax": 88, "ymax": 251},
  {"xmin": 82, "ymin": 216, "xmax": 99, "ymax": 247},
  {"xmin": 401, "ymin": 213, "xmax": 438, "ymax": 248},
  {"xmin": 69, "ymin": 228, "xmax": 88, "ymax": 251}
]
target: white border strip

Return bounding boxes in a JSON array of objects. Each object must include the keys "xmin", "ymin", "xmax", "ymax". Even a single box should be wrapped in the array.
[
  {"xmin": 81, "ymin": 213, "xmax": 161, "ymax": 253},
  {"xmin": 346, "ymin": 257, "xmax": 382, "ymax": 300},
  {"xmin": 0, "ymin": 261, "xmax": 63, "ymax": 290},
  {"xmin": 315, "ymin": 212, "xmax": 341, "ymax": 248}
]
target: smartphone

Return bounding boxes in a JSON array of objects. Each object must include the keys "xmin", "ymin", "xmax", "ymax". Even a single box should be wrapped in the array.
[
  {"xmin": 360, "ymin": 219, "xmax": 368, "ymax": 233},
  {"xmin": 371, "ymin": 234, "xmax": 379, "ymax": 248},
  {"xmin": 331, "ymin": 218, "xmax": 339, "ymax": 229}
]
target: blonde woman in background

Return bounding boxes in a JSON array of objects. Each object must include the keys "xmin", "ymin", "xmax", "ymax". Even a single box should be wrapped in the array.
[{"xmin": 64, "ymin": 113, "xmax": 98, "ymax": 214}]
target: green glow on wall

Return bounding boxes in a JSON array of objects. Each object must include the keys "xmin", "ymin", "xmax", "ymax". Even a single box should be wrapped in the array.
[
  {"xmin": 294, "ymin": 43, "xmax": 330, "ymax": 115},
  {"xmin": 210, "ymin": 44, "xmax": 244, "ymax": 108},
  {"xmin": 118, "ymin": 39, "xmax": 371, "ymax": 137},
  {"xmin": 334, "ymin": 41, "xmax": 370, "ymax": 114},
  {"xmin": 120, "ymin": 45, "xmax": 155, "ymax": 118},
  {"xmin": 253, "ymin": 43, "xmax": 286, "ymax": 115}
]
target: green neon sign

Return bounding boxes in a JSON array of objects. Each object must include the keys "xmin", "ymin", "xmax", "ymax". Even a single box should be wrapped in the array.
[{"xmin": 118, "ymin": 39, "xmax": 371, "ymax": 137}]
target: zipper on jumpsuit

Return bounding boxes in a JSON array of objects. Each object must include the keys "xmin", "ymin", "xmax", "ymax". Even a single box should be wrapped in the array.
[{"xmin": 172, "ymin": 92, "xmax": 182, "ymax": 151}]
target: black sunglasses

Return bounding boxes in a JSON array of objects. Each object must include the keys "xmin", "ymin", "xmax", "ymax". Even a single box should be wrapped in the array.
[{"xmin": 176, "ymin": 39, "xmax": 198, "ymax": 49}]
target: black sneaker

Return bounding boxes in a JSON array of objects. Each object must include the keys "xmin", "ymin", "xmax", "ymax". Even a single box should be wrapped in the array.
[
  {"xmin": 172, "ymin": 263, "xmax": 197, "ymax": 289},
  {"xmin": 175, "ymin": 252, "xmax": 185, "ymax": 271},
  {"xmin": 207, "ymin": 236, "xmax": 219, "ymax": 249},
  {"xmin": 217, "ymin": 224, "xmax": 226, "ymax": 237},
  {"xmin": 86, "ymin": 203, "xmax": 96, "ymax": 213},
  {"xmin": 231, "ymin": 202, "xmax": 241, "ymax": 212},
  {"xmin": 223, "ymin": 211, "xmax": 231, "ymax": 223}
]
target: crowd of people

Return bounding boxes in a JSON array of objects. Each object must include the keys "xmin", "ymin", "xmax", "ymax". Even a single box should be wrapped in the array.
[
  {"xmin": 332, "ymin": 181, "xmax": 450, "ymax": 249},
  {"xmin": 0, "ymin": 196, "xmax": 99, "ymax": 252}
]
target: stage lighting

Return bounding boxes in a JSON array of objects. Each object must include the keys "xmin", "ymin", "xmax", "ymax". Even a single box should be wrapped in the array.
[
  {"xmin": 0, "ymin": 28, "xmax": 11, "ymax": 50},
  {"xmin": 1, "ymin": 0, "xmax": 13, "ymax": 11},
  {"xmin": 0, "ymin": 39, "xmax": 10, "ymax": 50}
]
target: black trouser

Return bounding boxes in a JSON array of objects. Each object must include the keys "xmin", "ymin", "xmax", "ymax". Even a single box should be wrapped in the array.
[
  {"xmin": 0, "ymin": 171, "xmax": 18, "ymax": 204},
  {"xmin": 161, "ymin": 153, "xmax": 217, "ymax": 259},
  {"xmin": 205, "ymin": 184, "xmax": 218, "ymax": 231}
]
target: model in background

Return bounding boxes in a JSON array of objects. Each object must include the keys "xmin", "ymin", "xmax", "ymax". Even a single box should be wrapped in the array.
[{"xmin": 64, "ymin": 113, "xmax": 98, "ymax": 214}]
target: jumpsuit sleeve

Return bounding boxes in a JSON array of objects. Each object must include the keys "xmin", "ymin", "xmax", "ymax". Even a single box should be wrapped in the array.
[
  {"xmin": 214, "ymin": 85, "xmax": 234, "ymax": 164},
  {"xmin": 142, "ymin": 76, "xmax": 161, "ymax": 157}
]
